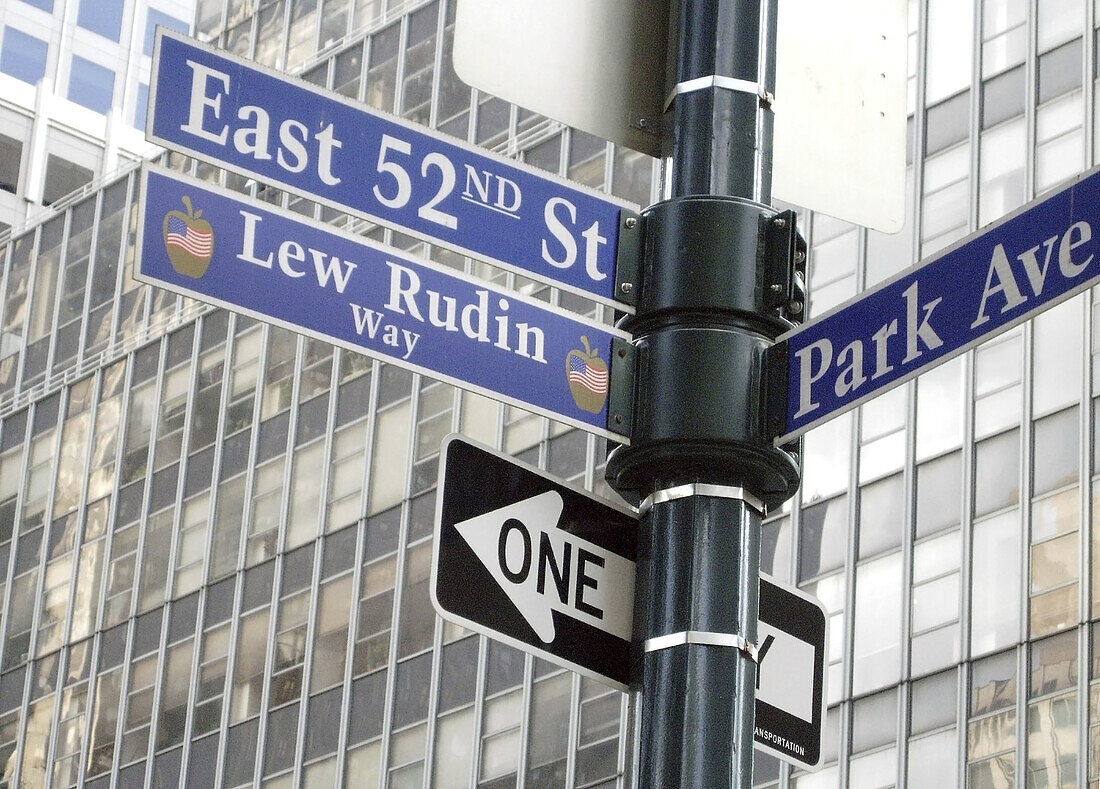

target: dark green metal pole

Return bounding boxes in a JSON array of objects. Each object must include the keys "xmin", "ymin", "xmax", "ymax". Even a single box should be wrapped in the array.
[{"xmin": 607, "ymin": 0, "xmax": 803, "ymax": 785}]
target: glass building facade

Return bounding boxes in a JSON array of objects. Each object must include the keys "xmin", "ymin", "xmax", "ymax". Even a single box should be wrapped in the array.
[{"xmin": 0, "ymin": 0, "xmax": 1099, "ymax": 786}]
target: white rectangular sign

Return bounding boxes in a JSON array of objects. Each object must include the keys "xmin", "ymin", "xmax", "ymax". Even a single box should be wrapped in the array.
[{"xmin": 453, "ymin": 0, "xmax": 908, "ymax": 233}]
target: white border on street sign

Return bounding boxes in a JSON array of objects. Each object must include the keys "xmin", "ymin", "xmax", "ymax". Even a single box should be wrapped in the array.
[
  {"xmin": 135, "ymin": 164, "xmax": 632, "ymax": 443},
  {"xmin": 773, "ymin": 163, "xmax": 1100, "ymax": 446},
  {"xmin": 146, "ymin": 27, "xmax": 639, "ymax": 311}
]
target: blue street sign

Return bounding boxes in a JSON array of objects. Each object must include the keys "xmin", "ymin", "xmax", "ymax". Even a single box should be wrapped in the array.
[
  {"xmin": 136, "ymin": 164, "xmax": 630, "ymax": 441},
  {"xmin": 775, "ymin": 165, "xmax": 1100, "ymax": 444},
  {"xmin": 146, "ymin": 29, "xmax": 636, "ymax": 309}
]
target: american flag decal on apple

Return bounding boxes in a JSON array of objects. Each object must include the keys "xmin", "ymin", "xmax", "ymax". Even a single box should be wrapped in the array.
[
  {"xmin": 162, "ymin": 196, "xmax": 214, "ymax": 278},
  {"xmin": 565, "ymin": 336, "xmax": 609, "ymax": 414}
]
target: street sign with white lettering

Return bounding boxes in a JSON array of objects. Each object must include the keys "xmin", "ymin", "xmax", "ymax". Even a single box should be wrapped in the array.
[
  {"xmin": 432, "ymin": 435, "xmax": 827, "ymax": 768},
  {"xmin": 147, "ymin": 28, "xmax": 637, "ymax": 309},
  {"xmin": 136, "ymin": 164, "xmax": 630, "ymax": 441},
  {"xmin": 774, "ymin": 165, "xmax": 1100, "ymax": 444}
]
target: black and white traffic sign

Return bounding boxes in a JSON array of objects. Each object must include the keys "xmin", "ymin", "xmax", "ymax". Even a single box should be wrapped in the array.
[
  {"xmin": 432, "ymin": 434, "xmax": 637, "ymax": 689},
  {"xmin": 755, "ymin": 577, "xmax": 828, "ymax": 768},
  {"xmin": 432, "ymin": 435, "xmax": 829, "ymax": 769}
]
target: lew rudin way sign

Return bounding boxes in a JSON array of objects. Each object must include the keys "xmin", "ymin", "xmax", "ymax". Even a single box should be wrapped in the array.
[
  {"xmin": 136, "ymin": 165, "xmax": 629, "ymax": 441},
  {"xmin": 432, "ymin": 436, "xmax": 828, "ymax": 769},
  {"xmin": 775, "ymin": 164, "xmax": 1100, "ymax": 442}
]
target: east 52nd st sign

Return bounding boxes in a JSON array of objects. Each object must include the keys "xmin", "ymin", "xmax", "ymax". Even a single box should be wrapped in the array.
[{"xmin": 147, "ymin": 28, "xmax": 636, "ymax": 309}]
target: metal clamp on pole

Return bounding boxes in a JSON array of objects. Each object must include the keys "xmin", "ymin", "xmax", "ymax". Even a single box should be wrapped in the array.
[
  {"xmin": 663, "ymin": 75, "xmax": 775, "ymax": 112},
  {"xmin": 644, "ymin": 630, "xmax": 760, "ymax": 662},
  {"xmin": 639, "ymin": 483, "xmax": 765, "ymax": 516}
]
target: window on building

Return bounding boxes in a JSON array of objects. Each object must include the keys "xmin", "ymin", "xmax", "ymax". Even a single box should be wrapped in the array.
[
  {"xmin": 68, "ymin": 56, "xmax": 115, "ymax": 114},
  {"xmin": 1027, "ymin": 632, "xmax": 1079, "ymax": 785},
  {"xmin": 908, "ymin": 670, "xmax": 959, "ymax": 784},
  {"xmin": 850, "ymin": 691, "xmax": 899, "ymax": 785},
  {"xmin": 967, "ymin": 649, "xmax": 1017, "ymax": 785},
  {"xmin": 77, "ymin": 0, "xmax": 124, "ymax": 41},
  {"xmin": 134, "ymin": 82, "xmax": 148, "ymax": 128},
  {"xmin": 41, "ymin": 154, "xmax": 92, "ymax": 206},
  {"xmin": 0, "ymin": 134, "xmax": 20, "ymax": 193},
  {"xmin": 144, "ymin": 10, "xmax": 189, "ymax": 55},
  {"xmin": 0, "ymin": 27, "xmax": 48, "ymax": 85},
  {"xmin": 18, "ymin": 0, "xmax": 53, "ymax": 11}
]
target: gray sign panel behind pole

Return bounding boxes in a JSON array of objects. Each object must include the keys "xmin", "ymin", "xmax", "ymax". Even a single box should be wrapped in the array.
[{"xmin": 452, "ymin": 0, "xmax": 907, "ymax": 233}]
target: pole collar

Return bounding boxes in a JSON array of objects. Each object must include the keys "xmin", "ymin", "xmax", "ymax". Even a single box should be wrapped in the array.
[
  {"xmin": 663, "ymin": 75, "xmax": 775, "ymax": 113},
  {"xmin": 644, "ymin": 630, "xmax": 760, "ymax": 662},
  {"xmin": 638, "ymin": 483, "xmax": 765, "ymax": 516}
]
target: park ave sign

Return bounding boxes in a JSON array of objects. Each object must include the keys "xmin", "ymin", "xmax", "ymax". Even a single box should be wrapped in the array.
[{"xmin": 775, "ymin": 164, "xmax": 1100, "ymax": 443}]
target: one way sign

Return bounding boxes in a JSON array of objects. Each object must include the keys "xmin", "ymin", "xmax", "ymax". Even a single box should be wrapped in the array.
[
  {"xmin": 431, "ymin": 435, "xmax": 828, "ymax": 769},
  {"xmin": 432, "ymin": 434, "xmax": 637, "ymax": 688}
]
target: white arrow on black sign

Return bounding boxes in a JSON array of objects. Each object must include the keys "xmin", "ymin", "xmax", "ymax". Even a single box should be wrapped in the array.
[
  {"xmin": 452, "ymin": 490, "xmax": 635, "ymax": 643},
  {"xmin": 432, "ymin": 434, "xmax": 638, "ymax": 690},
  {"xmin": 431, "ymin": 435, "xmax": 827, "ymax": 769}
]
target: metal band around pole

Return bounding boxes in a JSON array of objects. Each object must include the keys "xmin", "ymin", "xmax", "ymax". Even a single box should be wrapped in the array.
[
  {"xmin": 663, "ymin": 74, "xmax": 776, "ymax": 112},
  {"xmin": 638, "ymin": 483, "xmax": 765, "ymax": 516},
  {"xmin": 644, "ymin": 630, "xmax": 761, "ymax": 662}
]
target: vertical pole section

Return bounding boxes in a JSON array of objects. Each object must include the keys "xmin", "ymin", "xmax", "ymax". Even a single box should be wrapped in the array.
[
  {"xmin": 669, "ymin": 0, "xmax": 776, "ymax": 203},
  {"xmin": 607, "ymin": 0, "xmax": 797, "ymax": 787},
  {"xmin": 636, "ymin": 491, "xmax": 762, "ymax": 785}
]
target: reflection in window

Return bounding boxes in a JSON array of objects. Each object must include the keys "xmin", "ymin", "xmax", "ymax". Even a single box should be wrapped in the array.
[
  {"xmin": 365, "ymin": 23, "xmax": 400, "ymax": 113},
  {"xmin": 974, "ymin": 332, "xmax": 1022, "ymax": 438},
  {"xmin": 77, "ymin": 0, "xmax": 124, "ymax": 40},
  {"xmin": 981, "ymin": 65, "xmax": 1025, "ymax": 129},
  {"xmin": 799, "ymin": 495, "xmax": 848, "ymax": 581},
  {"xmin": 915, "ymin": 450, "xmax": 961, "ymax": 538},
  {"xmin": 255, "ymin": 1, "xmax": 287, "ymax": 67},
  {"xmin": 1033, "ymin": 296, "xmax": 1083, "ymax": 415},
  {"xmin": 286, "ymin": 0, "xmax": 319, "ymax": 70},
  {"xmin": 926, "ymin": 91, "xmax": 970, "ymax": 154},
  {"xmin": 0, "ymin": 27, "xmax": 48, "ymax": 85},
  {"xmin": 971, "ymin": 509, "xmax": 1022, "ymax": 655},
  {"xmin": 968, "ymin": 649, "xmax": 1017, "ymax": 785},
  {"xmin": 401, "ymin": 3, "xmax": 438, "ymax": 125},
  {"xmin": 525, "ymin": 670, "xmax": 570, "ymax": 784},
  {"xmin": 852, "ymin": 552, "xmax": 902, "ymax": 694},
  {"xmin": 42, "ymin": 155, "xmax": 93, "ymax": 207},
  {"xmin": 0, "ymin": 134, "xmax": 20, "ymax": 194},
  {"xmin": 909, "ymin": 670, "xmax": 958, "ymax": 783},
  {"xmin": 1027, "ymin": 632, "xmax": 1078, "ymax": 786},
  {"xmin": 979, "ymin": 116, "xmax": 1025, "ymax": 225},
  {"xmin": 926, "ymin": 0, "xmax": 974, "ymax": 103},
  {"xmin": 921, "ymin": 143, "xmax": 970, "ymax": 255},
  {"xmin": 974, "ymin": 428, "xmax": 1020, "ymax": 516},
  {"xmin": 912, "ymin": 529, "xmax": 961, "ymax": 675},
  {"xmin": 144, "ymin": 10, "xmax": 189, "ymax": 55},
  {"xmin": 436, "ymin": 4, "xmax": 469, "ymax": 138}
]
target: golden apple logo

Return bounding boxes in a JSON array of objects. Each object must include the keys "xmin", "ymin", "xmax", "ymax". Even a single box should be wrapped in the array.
[
  {"xmin": 565, "ymin": 336, "xmax": 609, "ymax": 414},
  {"xmin": 162, "ymin": 196, "xmax": 214, "ymax": 278}
]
